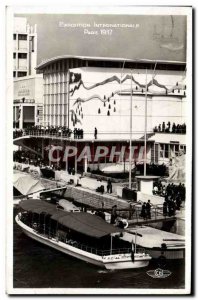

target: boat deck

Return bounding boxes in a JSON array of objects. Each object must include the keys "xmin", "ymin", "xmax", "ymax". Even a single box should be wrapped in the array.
[{"xmin": 122, "ymin": 226, "xmax": 185, "ymax": 249}]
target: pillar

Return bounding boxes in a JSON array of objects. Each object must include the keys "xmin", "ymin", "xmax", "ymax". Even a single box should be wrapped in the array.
[{"xmin": 19, "ymin": 105, "xmax": 23, "ymax": 129}]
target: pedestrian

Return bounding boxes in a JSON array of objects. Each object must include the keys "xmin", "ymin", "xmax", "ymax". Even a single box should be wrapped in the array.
[
  {"xmin": 107, "ymin": 179, "xmax": 110, "ymax": 193},
  {"xmin": 140, "ymin": 202, "xmax": 147, "ymax": 219},
  {"xmin": 94, "ymin": 127, "xmax": 97, "ymax": 139},
  {"xmin": 146, "ymin": 200, "xmax": 151, "ymax": 219},
  {"xmin": 109, "ymin": 181, "xmax": 112, "ymax": 194},
  {"xmin": 111, "ymin": 205, "xmax": 117, "ymax": 224},
  {"xmin": 163, "ymin": 201, "xmax": 168, "ymax": 216}
]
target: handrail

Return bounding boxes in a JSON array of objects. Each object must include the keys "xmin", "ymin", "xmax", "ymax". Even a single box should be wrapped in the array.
[{"xmin": 19, "ymin": 214, "xmax": 145, "ymax": 257}]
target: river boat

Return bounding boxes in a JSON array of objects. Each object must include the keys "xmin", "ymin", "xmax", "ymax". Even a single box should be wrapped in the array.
[{"xmin": 16, "ymin": 199, "xmax": 151, "ymax": 269}]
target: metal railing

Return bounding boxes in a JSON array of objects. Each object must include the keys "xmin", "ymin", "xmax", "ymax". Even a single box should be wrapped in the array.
[{"xmin": 19, "ymin": 215, "xmax": 145, "ymax": 257}]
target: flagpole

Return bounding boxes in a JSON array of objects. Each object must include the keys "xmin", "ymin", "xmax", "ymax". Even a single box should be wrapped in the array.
[
  {"xmin": 135, "ymin": 230, "xmax": 137, "ymax": 253},
  {"xmin": 144, "ymin": 69, "xmax": 148, "ymax": 176},
  {"xmin": 129, "ymin": 69, "xmax": 133, "ymax": 189}
]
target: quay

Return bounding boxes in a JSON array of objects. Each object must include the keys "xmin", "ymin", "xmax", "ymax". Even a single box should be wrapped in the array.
[{"xmin": 13, "ymin": 168, "xmax": 184, "ymax": 228}]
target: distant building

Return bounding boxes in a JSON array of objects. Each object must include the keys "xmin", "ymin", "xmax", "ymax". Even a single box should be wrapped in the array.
[
  {"xmin": 13, "ymin": 75, "xmax": 43, "ymax": 129},
  {"xmin": 13, "ymin": 17, "xmax": 37, "ymax": 78}
]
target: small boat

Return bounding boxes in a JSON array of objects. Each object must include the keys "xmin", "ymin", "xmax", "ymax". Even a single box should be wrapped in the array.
[
  {"xmin": 121, "ymin": 226, "xmax": 185, "ymax": 260},
  {"xmin": 16, "ymin": 199, "xmax": 151, "ymax": 270},
  {"xmin": 56, "ymin": 199, "xmax": 81, "ymax": 213}
]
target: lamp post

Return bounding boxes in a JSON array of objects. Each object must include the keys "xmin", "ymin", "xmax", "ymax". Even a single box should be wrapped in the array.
[{"xmin": 144, "ymin": 69, "xmax": 148, "ymax": 176}]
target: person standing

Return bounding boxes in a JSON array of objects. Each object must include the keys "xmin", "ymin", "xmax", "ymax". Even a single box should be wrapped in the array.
[
  {"xmin": 146, "ymin": 200, "xmax": 151, "ymax": 219},
  {"xmin": 140, "ymin": 202, "xmax": 147, "ymax": 220},
  {"xmin": 94, "ymin": 127, "xmax": 98, "ymax": 139}
]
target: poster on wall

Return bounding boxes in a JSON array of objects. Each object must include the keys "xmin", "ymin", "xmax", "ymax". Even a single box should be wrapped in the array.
[{"xmin": 6, "ymin": 4, "xmax": 192, "ymax": 295}]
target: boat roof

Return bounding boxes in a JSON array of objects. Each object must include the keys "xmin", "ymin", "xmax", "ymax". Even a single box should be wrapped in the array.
[
  {"xmin": 19, "ymin": 200, "xmax": 122, "ymax": 238},
  {"xmin": 58, "ymin": 199, "xmax": 80, "ymax": 212},
  {"xmin": 124, "ymin": 226, "xmax": 185, "ymax": 248}
]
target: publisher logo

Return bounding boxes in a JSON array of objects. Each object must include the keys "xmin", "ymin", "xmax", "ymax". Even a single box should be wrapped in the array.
[{"xmin": 147, "ymin": 268, "xmax": 172, "ymax": 279}]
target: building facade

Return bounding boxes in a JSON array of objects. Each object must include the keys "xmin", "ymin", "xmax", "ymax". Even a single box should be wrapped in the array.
[
  {"xmin": 36, "ymin": 56, "xmax": 186, "ymax": 134},
  {"xmin": 13, "ymin": 55, "xmax": 186, "ymax": 169},
  {"xmin": 13, "ymin": 75, "xmax": 43, "ymax": 129},
  {"xmin": 13, "ymin": 17, "xmax": 37, "ymax": 78}
]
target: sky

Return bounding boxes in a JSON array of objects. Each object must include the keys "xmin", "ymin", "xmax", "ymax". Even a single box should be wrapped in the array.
[{"xmin": 16, "ymin": 14, "xmax": 187, "ymax": 65}]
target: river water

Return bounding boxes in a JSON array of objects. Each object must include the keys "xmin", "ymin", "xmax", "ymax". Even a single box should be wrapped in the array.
[{"xmin": 13, "ymin": 208, "xmax": 185, "ymax": 290}]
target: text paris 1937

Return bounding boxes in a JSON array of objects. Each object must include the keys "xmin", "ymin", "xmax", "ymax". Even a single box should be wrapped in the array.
[{"xmin": 84, "ymin": 29, "xmax": 113, "ymax": 35}]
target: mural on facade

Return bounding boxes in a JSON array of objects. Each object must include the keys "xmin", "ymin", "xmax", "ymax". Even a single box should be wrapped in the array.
[{"xmin": 69, "ymin": 67, "xmax": 186, "ymax": 139}]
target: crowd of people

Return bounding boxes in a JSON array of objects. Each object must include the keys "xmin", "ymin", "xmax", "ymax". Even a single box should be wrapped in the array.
[
  {"xmin": 153, "ymin": 181, "xmax": 185, "ymax": 215},
  {"xmin": 73, "ymin": 128, "xmax": 84, "ymax": 139},
  {"xmin": 13, "ymin": 150, "xmax": 61, "ymax": 170},
  {"xmin": 13, "ymin": 125, "xmax": 85, "ymax": 139},
  {"xmin": 153, "ymin": 122, "xmax": 186, "ymax": 134},
  {"xmin": 13, "ymin": 129, "xmax": 24, "ymax": 139},
  {"xmin": 140, "ymin": 200, "xmax": 151, "ymax": 219}
]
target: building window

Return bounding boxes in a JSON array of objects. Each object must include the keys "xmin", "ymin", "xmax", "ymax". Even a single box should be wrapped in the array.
[
  {"xmin": 175, "ymin": 144, "xmax": 179, "ymax": 155},
  {"xmin": 159, "ymin": 143, "xmax": 169, "ymax": 159},
  {"xmin": 164, "ymin": 144, "xmax": 169, "ymax": 158},
  {"xmin": 13, "ymin": 53, "xmax": 16, "ymax": 59},
  {"xmin": 13, "ymin": 71, "xmax": 16, "ymax": 77},
  {"xmin": 18, "ymin": 53, "xmax": 27, "ymax": 59},
  {"xmin": 13, "ymin": 34, "xmax": 16, "ymax": 40},
  {"xmin": 18, "ymin": 72, "xmax": 27, "ymax": 77},
  {"xmin": 18, "ymin": 34, "xmax": 27, "ymax": 40},
  {"xmin": 179, "ymin": 145, "xmax": 186, "ymax": 154}
]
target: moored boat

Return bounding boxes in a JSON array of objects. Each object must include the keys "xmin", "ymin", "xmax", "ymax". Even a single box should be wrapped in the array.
[
  {"xmin": 15, "ymin": 199, "xmax": 151, "ymax": 269},
  {"xmin": 122, "ymin": 226, "xmax": 185, "ymax": 260}
]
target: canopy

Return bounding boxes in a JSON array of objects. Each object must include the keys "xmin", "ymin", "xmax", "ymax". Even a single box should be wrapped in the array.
[
  {"xmin": 51, "ymin": 211, "xmax": 122, "ymax": 238},
  {"xmin": 19, "ymin": 199, "xmax": 57, "ymax": 214},
  {"xmin": 13, "ymin": 173, "xmax": 45, "ymax": 196},
  {"xmin": 102, "ymin": 162, "xmax": 135, "ymax": 174},
  {"xmin": 19, "ymin": 200, "xmax": 122, "ymax": 238}
]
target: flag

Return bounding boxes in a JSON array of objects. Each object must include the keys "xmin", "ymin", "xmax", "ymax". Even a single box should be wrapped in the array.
[
  {"xmin": 131, "ymin": 239, "xmax": 135, "ymax": 252},
  {"xmin": 69, "ymin": 72, "xmax": 81, "ymax": 84},
  {"xmin": 17, "ymin": 106, "xmax": 21, "ymax": 121}
]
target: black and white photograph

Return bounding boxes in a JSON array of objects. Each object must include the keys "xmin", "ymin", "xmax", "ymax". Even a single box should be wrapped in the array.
[{"xmin": 6, "ymin": 4, "xmax": 192, "ymax": 295}]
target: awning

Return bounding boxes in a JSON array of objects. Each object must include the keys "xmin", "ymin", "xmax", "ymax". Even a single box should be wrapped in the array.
[
  {"xmin": 13, "ymin": 173, "xmax": 45, "ymax": 195},
  {"xmin": 19, "ymin": 200, "xmax": 57, "ymax": 215},
  {"xmin": 51, "ymin": 211, "xmax": 122, "ymax": 238},
  {"xmin": 19, "ymin": 200, "xmax": 122, "ymax": 238}
]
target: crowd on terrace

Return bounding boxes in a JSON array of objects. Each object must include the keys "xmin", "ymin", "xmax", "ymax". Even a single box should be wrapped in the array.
[
  {"xmin": 13, "ymin": 126, "xmax": 84, "ymax": 139},
  {"xmin": 153, "ymin": 122, "xmax": 186, "ymax": 134}
]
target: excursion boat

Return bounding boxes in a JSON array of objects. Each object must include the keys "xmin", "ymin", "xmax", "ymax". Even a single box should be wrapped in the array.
[{"xmin": 15, "ymin": 199, "xmax": 151, "ymax": 270}]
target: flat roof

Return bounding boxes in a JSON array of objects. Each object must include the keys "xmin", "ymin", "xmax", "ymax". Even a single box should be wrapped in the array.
[
  {"xmin": 36, "ymin": 55, "xmax": 186, "ymax": 70},
  {"xmin": 13, "ymin": 135, "xmax": 155, "ymax": 144}
]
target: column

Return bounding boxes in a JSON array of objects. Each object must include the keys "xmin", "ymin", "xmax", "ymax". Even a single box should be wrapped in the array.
[
  {"xmin": 19, "ymin": 105, "xmax": 23, "ymax": 129},
  {"xmin": 84, "ymin": 154, "xmax": 88, "ymax": 173},
  {"xmin": 75, "ymin": 141, "xmax": 77, "ymax": 173}
]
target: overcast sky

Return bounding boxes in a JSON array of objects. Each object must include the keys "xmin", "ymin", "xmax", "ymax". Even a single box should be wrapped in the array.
[{"xmin": 16, "ymin": 14, "xmax": 187, "ymax": 65}]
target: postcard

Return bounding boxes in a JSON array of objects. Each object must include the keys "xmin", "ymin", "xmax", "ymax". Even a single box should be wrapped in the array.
[{"xmin": 6, "ymin": 5, "xmax": 192, "ymax": 295}]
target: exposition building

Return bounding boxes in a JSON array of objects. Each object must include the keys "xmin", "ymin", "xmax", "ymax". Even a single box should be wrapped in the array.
[{"xmin": 14, "ymin": 55, "xmax": 186, "ymax": 173}]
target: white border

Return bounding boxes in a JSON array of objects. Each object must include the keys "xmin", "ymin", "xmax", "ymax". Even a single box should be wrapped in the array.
[{"xmin": 4, "ymin": 2, "xmax": 193, "ymax": 296}]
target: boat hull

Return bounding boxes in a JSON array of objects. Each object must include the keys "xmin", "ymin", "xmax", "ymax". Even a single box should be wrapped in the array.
[
  {"xmin": 16, "ymin": 215, "xmax": 151, "ymax": 269},
  {"xmin": 146, "ymin": 249, "xmax": 184, "ymax": 260}
]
